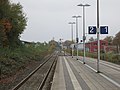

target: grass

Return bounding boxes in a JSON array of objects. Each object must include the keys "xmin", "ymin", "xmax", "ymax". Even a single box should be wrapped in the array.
[{"xmin": 66, "ymin": 49, "xmax": 120, "ymax": 64}]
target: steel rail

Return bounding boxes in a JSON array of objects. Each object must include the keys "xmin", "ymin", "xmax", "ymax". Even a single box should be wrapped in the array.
[
  {"xmin": 12, "ymin": 52, "xmax": 56, "ymax": 90},
  {"xmin": 37, "ymin": 55, "xmax": 58, "ymax": 90}
]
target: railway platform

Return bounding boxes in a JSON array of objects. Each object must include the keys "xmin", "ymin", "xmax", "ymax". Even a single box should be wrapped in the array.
[{"xmin": 51, "ymin": 56, "xmax": 120, "ymax": 90}]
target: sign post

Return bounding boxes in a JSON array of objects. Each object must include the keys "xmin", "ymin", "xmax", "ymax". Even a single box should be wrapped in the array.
[{"xmin": 88, "ymin": 25, "xmax": 108, "ymax": 73}]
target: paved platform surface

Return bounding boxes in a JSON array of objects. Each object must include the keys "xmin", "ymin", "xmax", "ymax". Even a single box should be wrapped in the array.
[{"xmin": 51, "ymin": 56, "xmax": 120, "ymax": 90}]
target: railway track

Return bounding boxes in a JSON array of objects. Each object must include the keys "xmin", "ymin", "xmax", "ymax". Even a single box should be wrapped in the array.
[{"xmin": 12, "ymin": 51, "xmax": 58, "ymax": 90}]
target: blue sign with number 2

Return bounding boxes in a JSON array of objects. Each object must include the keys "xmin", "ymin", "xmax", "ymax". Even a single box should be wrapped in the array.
[{"xmin": 88, "ymin": 26, "xmax": 96, "ymax": 34}]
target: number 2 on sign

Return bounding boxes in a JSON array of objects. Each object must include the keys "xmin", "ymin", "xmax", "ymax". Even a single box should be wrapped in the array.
[{"xmin": 90, "ymin": 26, "xmax": 94, "ymax": 33}]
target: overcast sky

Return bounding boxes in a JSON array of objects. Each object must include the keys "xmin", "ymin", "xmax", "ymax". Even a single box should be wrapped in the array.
[{"xmin": 11, "ymin": 0, "xmax": 120, "ymax": 42}]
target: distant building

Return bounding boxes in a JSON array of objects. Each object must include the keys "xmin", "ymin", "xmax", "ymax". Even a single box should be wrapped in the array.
[
  {"xmin": 85, "ymin": 40, "xmax": 116, "ymax": 53},
  {"xmin": 78, "ymin": 43, "xmax": 84, "ymax": 50},
  {"xmin": 64, "ymin": 40, "xmax": 116, "ymax": 53}
]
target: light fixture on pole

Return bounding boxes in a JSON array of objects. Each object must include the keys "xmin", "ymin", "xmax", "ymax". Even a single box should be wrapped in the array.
[
  {"xmin": 72, "ymin": 15, "xmax": 81, "ymax": 60},
  {"xmin": 77, "ymin": 3, "xmax": 90, "ymax": 64},
  {"xmin": 69, "ymin": 22, "xmax": 75, "ymax": 58}
]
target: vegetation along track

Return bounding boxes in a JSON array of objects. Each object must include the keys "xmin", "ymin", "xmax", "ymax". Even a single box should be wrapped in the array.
[{"xmin": 12, "ymin": 51, "xmax": 58, "ymax": 90}]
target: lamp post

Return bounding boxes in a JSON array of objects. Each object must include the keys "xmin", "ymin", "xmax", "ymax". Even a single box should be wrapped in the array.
[
  {"xmin": 97, "ymin": 0, "xmax": 100, "ymax": 73},
  {"xmin": 72, "ymin": 16, "xmax": 81, "ymax": 60},
  {"xmin": 69, "ymin": 22, "xmax": 75, "ymax": 58},
  {"xmin": 77, "ymin": 4, "xmax": 90, "ymax": 64}
]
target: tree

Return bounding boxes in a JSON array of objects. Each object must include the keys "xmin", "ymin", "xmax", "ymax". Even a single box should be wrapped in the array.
[
  {"xmin": 0, "ymin": 0, "xmax": 11, "ymax": 47},
  {"xmin": 8, "ymin": 3, "xmax": 27, "ymax": 47},
  {"xmin": 49, "ymin": 40, "xmax": 57, "ymax": 50},
  {"xmin": 112, "ymin": 31, "xmax": 120, "ymax": 53},
  {"xmin": 63, "ymin": 40, "xmax": 72, "ymax": 46},
  {"xmin": 104, "ymin": 36, "xmax": 113, "ymax": 45},
  {"xmin": 113, "ymin": 31, "xmax": 120, "ymax": 46},
  {"xmin": 0, "ymin": 0, "xmax": 27, "ymax": 47}
]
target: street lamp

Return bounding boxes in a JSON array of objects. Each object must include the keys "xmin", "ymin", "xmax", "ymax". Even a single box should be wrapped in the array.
[
  {"xmin": 77, "ymin": 3, "xmax": 90, "ymax": 64},
  {"xmin": 97, "ymin": 0, "xmax": 100, "ymax": 73},
  {"xmin": 72, "ymin": 15, "xmax": 81, "ymax": 60},
  {"xmin": 69, "ymin": 22, "xmax": 75, "ymax": 58}
]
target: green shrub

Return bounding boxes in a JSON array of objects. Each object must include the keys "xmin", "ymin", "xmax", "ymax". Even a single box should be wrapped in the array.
[
  {"xmin": 0, "ymin": 44, "xmax": 51, "ymax": 79},
  {"xmin": 112, "ymin": 55, "xmax": 120, "ymax": 64}
]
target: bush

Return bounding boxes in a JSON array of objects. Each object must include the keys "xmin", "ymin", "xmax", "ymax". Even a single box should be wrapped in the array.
[
  {"xmin": 0, "ymin": 44, "xmax": 51, "ymax": 79},
  {"xmin": 85, "ymin": 52, "xmax": 120, "ymax": 65},
  {"xmin": 112, "ymin": 54, "xmax": 120, "ymax": 64}
]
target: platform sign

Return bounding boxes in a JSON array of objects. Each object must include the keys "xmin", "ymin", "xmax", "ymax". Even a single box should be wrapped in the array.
[
  {"xmin": 88, "ymin": 26, "xmax": 96, "ymax": 34},
  {"xmin": 100, "ymin": 26, "xmax": 108, "ymax": 34}
]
